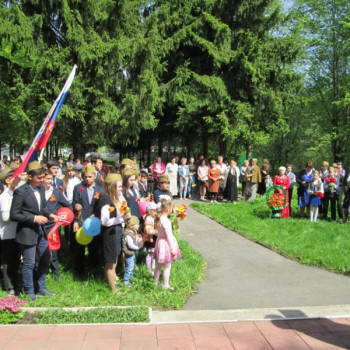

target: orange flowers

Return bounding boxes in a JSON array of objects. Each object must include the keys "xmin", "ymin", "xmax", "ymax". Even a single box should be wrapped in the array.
[
  {"xmin": 267, "ymin": 193, "xmax": 285, "ymax": 209},
  {"xmin": 49, "ymin": 194, "xmax": 57, "ymax": 202},
  {"xmin": 120, "ymin": 201, "xmax": 130, "ymax": 214},
  {"xmin": 94, "ymin": 192, "xmax": 100, "ymax": 200},
  {"xmin": 109, "ymin": 206, "xmax": 115, "ymax": 213}
]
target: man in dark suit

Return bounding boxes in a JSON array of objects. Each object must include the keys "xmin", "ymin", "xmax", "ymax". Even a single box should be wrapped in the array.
[
  {"xmin": 10, "ymin": 161, "xmax": 59, "ymax": 301},
  {"xmin": 91, "ymin": 155, "xmax": 106, "ymax": 187},
  {"xmin": 72, "ymin": 165, "xmax": 103, "ymax": 274},
  {"xmin": 47, "ymin": 159, "xmax": 64, "ymax": 190},
  {"xmin": 42, "ymin": 170, "xmax": 71, "ymax": 279}
]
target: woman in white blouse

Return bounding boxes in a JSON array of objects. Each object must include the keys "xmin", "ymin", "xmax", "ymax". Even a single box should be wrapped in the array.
[
  {"xmin": 95, "ymin": 173, "xmax": 131, "ymax": 294},
  {"xmin": 166, "ymin": 157, "xmax": 179, "ymax": 197}
]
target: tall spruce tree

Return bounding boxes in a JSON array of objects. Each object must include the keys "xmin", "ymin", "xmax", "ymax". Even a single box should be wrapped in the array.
[
  {"xmin": 296, "ymin": 0, "xmax": 350, "ymax": 161},
  {"xmin": 140, "ymin": 0, "xmax": 302, "ymax": 158}
]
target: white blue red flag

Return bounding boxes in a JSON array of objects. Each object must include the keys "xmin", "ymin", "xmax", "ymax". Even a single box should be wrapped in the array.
[{"xmin": 12, "ymin": 65, "xmax": 77, "ymax": 178}]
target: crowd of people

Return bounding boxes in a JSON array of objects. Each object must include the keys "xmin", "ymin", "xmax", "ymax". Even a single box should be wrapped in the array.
[
  {"xmin": 0, "ymin": 152, "xmax": 349, "ymax": 298},
  {"xmin": 0, "ymin": 155, "xmax": 184, "ymax": 298}
]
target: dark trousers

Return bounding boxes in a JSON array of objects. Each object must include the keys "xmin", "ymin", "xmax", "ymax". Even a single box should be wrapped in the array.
[
  {"xmin": 74, "ymin": 235, "xmax": 100, "ymax": 273},
  {"xmin": 337, "ymin": 190, "xmax": 344, "ymax": 219},
  {"xmin": 20, "ymin": 233, "xmax": 51, "ymax": 294},
  {"xmin": 1, "ymin": 239, "xmax": 20, "ymax": 291},
  {"xmin": 50, "ymin": 250, "xmax": 60, "ymax": 277},
  {"xmin": 323, "ymin": 192, "xmax": 337, "ymax": 220},
  {"xmin": 241, "ymin": 182, "xmax": 246, "ymax": 196}
]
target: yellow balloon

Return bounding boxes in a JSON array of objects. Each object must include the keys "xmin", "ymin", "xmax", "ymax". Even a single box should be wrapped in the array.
[{"xmin": 76, "ymin": 227, "xmax": 93, "ymax": 245}]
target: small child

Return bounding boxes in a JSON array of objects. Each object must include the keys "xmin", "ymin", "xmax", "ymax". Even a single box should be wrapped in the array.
[
  {"xmin": 308, "ymin": 171, "xmax": 324, "ymax": 222},
  {"xmin": 122, "ymin": 215, "xmax": 141, "ymax": 287},
  {"xmin": 154, "ymin": 200, "xmax": 182, "ymax": 291},
  {"xmin": 324, "ymin": 169, "xmax": 337, "ymax": 194},
  {"xmin": 144, "ymin": 202, "xmax": 158, "ymax": 275}
]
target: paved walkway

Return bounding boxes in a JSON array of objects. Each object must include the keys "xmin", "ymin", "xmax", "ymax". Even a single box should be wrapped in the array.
[
  {"xmin": 1, "ymin": 318, "xmax": 350, "ymax": 349},
  {"xmin": 177, "ymin": 203, "xmax": 350, "ymax": 311}
]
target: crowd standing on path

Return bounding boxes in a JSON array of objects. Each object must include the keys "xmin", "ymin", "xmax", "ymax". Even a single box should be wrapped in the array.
[{"xmin": 0, "ymin": 152, "xmax": 349, "ymax": 297}]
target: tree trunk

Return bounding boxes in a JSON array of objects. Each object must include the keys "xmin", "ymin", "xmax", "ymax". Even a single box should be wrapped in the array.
[
  {"xmin": 147, "ymin": 142, "xmax": 151, "ymax": 165},
  {"xmin": 158, "ymin": 137, "xmax": 163, "ymax": 158},
  {"xmin": 202, "ymin": 133, "xmax": 208, "ymax": 158},
  {"xmin": 218, "ymin": 136, "xmax": 227, "ymax": 157}
]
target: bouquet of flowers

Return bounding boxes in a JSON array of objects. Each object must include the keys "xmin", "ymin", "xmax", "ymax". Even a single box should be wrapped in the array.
[
  {"xmin": 176, "ymin": 204, "xmax": 188, "ymax": 220},
  {"xmin": 266, "ymin": 185, "xmax": 287, "ymax": 218},
  {"xmin": 120, "ymin": 201, "xmax": 130, "ymax": 214},
  {"xmin": 145, "ymin": 193, "xmax": 154, "ymax": 202}
]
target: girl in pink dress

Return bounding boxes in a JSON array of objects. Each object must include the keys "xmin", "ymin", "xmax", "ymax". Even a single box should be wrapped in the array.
[{"xmin": 154, "ymin": 200, "xmax": 181, "ymax": 291}]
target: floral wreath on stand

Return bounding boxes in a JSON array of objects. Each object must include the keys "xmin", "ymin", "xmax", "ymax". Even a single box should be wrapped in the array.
[{"xmin": 266, "ymin": 185, "xmax": 287, "ymax": 219}]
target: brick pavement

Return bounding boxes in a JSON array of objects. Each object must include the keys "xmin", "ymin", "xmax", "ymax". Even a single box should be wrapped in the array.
[{"xmin": 1, "ymin": 317, "xmax": 350, "ymax": 349}]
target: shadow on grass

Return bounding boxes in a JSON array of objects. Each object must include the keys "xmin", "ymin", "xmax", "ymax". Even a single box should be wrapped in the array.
[{"xmin": 252, "ymin": 207, "xmax": 271, "ymax": 219}]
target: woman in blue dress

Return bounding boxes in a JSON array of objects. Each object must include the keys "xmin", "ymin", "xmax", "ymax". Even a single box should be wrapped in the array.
[{"xmin": 297, "ymin": 161, "xmax": 314, "ymax": 217}]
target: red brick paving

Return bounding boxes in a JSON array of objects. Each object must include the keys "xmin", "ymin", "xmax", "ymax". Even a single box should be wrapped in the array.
[{"xmin": 1, "ymin": 318, "xmax": 350, "ymax": 349}]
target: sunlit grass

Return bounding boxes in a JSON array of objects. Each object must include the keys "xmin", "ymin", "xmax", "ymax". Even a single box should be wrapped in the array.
[{"xmin": 0, "ymin": 239, "xmax": 205, "ymax": 314}]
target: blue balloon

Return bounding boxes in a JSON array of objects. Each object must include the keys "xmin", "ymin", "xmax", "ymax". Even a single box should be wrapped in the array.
[{"xmin": 83, "ymin": 217, "xmax": 101, "ymax": 237}]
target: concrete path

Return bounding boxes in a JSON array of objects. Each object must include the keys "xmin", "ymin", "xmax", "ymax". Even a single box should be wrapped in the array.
[{"xmin": 177, "ymin": 202, "xmax": 350, "ymax": 311}]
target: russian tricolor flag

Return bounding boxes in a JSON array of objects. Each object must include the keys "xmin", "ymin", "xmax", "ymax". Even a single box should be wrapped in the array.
[{"xmin": 12, "ymin": 65, "xmax": 77, "ymax": 178}]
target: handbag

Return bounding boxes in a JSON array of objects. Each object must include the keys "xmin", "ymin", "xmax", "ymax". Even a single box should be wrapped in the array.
[{"xmin": 244, "ymin": 186, "xmax": 252, "ymax": 197}]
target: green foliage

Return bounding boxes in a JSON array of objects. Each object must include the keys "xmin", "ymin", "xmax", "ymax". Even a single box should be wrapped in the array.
[
  {"xmin": 0, "ymin": 311, "xmax": 24, "ymax": 324},
  {"xmin": 0, "ymin": 0, "xmax": 348, "ymax": 162},
  {"xmin": 33, "ymin": 307, "xmax": 149, "ymax": 324},
  {"xmin": 295, "ymin": 0, "xmax": 350, "ymax": 162},
  {"xmin": 191, "ymin": 198, "xmax": 350, "ymax": 275}
]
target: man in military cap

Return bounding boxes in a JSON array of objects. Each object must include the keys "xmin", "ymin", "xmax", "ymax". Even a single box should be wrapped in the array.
[
  {"xmin": 72, "ymin": 164, "xmax": 103, "ymax": 274},
  {"xmin": 10, "ymin": 161, "xmax": 59, "ymax": 300}
]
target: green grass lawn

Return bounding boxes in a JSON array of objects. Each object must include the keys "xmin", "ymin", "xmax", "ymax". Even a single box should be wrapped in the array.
[
  {"xmin": 0, "ymin": 238, "xmax": 205, "ymax": 313},
  {"xmin": 191, "ymin": 197, "xmax": 350, "ymax": 275}
]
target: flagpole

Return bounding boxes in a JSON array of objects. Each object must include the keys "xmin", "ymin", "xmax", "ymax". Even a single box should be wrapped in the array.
[
  {"xmin": 38, "ymin": 147, "xmax": 46, "ymax": 163},
  {"xmin": 38, "ymin": 65, "xmax": 77, "ymax": 163}
]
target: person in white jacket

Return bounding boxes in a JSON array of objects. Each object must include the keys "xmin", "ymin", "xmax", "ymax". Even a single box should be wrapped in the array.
[{"xmin": 0, "ymin": 168, "xmax": 21, "ymax": 294}]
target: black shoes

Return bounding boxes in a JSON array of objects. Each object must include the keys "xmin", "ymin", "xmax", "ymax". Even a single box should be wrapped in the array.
[
  {"xmin": 26, "ymin": 293, "xmax": 36, "ymax": 301},
  {"xmin": 36, "ymin": 289, "xmax": 57, "ymax": 297}
]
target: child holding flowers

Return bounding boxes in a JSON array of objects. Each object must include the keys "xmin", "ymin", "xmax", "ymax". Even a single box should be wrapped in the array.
[
  {"xmin": 323, "ymin": 167, "xmax": 338, "ymax": 221},
  {"xmin": 154, "ymin": 200, "xmax": 181, "ymax": 291}
]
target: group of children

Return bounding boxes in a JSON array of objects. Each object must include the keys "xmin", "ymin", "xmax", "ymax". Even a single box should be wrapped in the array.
[{"xmin": 0, "ymin": 156, "xmax": 182, "ymax": 298}]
